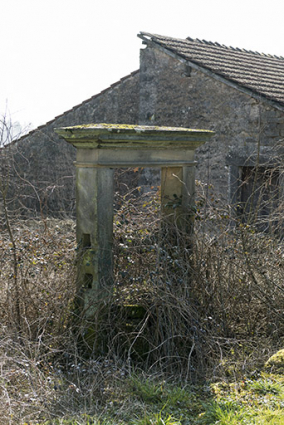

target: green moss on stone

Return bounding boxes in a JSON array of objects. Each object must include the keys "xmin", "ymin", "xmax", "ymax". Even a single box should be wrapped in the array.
[
  {"xmin": 265, "ymin": 349, "xmax": 284, "ymax": 373},
  {"xmin": 59, "ymin": 122, "xmax": 213, "ymax": 134}
]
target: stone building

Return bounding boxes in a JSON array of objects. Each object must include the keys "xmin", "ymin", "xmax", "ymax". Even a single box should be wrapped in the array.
[{"xmin": 7, "ymin": 32, "xmax": 284, "ymax": 217}]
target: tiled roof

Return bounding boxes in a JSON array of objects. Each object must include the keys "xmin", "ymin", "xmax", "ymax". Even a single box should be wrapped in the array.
[{"xmin": 139, "ymin": 32, "xmax": 284, "ymax": 109}]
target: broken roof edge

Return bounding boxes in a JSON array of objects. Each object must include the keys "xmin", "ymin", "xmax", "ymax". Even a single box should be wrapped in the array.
[
  {"xmin": 138, "ymin": 32, "xmax": 284, "ymax": 111},
  {"xmin": 13, "ymin": 69, "xmax": 140, "ymax": 145}
]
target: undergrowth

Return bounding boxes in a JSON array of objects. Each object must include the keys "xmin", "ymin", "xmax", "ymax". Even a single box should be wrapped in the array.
[{"xmin": 0, "ymin": 182, "xmax": 284, "ymax": 423}]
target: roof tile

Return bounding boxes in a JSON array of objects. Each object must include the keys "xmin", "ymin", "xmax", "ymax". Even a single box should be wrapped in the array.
[{"xmin": 139, "ymin": 32, "xmax": 284, "ymax": 108}]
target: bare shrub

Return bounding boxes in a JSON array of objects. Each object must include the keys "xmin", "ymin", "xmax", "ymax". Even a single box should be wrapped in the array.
[
  {"xmin": 109, "ymin": 181, "xmax": 284, "ymax": 379},
  {"xmin": 0, "ymin": 158, "xmax": 284, "ymax": 421}
]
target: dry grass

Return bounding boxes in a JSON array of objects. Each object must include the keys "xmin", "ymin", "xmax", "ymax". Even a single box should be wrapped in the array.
[{"xmin": 0, "ymin": 185, "xmax": 284, "ymax": 422}]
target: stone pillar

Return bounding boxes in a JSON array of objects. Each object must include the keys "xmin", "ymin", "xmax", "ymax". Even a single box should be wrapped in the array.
[
  {"xmin": 161, "ymin": 165, "xmax": 196, "ymax": 244},
  {"xmin": 76, "ymin": 163, "xmax": 114, "ymax": 315},
  {"xmin": 55, "ymin": 124, "xmax": 213, "ymax": 316}
]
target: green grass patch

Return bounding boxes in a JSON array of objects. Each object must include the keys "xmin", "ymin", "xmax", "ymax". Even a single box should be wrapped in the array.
[{"xmin": 36, "ymin": 372, "xmax": 284, "ymax": 425}]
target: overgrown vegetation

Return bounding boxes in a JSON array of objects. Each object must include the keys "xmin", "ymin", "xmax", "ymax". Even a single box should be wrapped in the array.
[
  {"xmin": 1, "ymin": 182, "xmax": 284, "ymax": 423},
  {"xmin": 1, "ymin": 115, "xmax": 284, "ymax": 423}
]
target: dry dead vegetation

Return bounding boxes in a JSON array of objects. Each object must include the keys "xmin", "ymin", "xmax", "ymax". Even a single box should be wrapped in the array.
[{"xmin": 0, "ymin": 180, "xmax": 284, "ymax": 423}]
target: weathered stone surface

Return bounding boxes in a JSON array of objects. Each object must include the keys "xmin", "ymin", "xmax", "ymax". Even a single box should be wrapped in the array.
[
  {"xmin": 57, "ymin": 124, "xmax": 212, "ymax": 314},
  {"xmin": 139, "ymin": 47, "xmax": 284, "ymax": 200},
  {"xmin": 265, "ymin": 349, "xmax": 284, "ymax": 373}
]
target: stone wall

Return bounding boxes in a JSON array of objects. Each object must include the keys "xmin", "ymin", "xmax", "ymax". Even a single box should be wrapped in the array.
[
  {"xmin": 138, "ymin": 46, "xmax": 284, "ymax": 201},
  {"xmin": 7, "ymin": 71, "xmax": 140, "ymax": 216}
]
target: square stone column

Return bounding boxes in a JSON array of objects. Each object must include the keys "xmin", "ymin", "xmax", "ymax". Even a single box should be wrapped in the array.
[
  {"xmin": 161, "ymin": 166, "xmax": 195, "ymax": 224},
  {"xmin": 160, "ymin": 165, "xmax": 196, "ymax": 249},
  {"xmin": 55, "ymin": 124, "xmax": 213, "ymax": 316},
  {"xmin": 76, "ymin": 164, "xmax": 114, "ymax": 314}
]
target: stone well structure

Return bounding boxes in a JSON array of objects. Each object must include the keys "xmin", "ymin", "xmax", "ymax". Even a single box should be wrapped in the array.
[{"xmin": 55, "ymin": 124, "xmax": 213, "ymax": 316}]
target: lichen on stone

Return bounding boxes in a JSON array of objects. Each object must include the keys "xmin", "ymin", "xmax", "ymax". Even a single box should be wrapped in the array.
[
  {"xmin": 59, "ymin": 123, "xmax": 213, "ymax": 134},
  {"xmin": 265, "ymin": 349, "xmax": 284, "ymax": 373}
]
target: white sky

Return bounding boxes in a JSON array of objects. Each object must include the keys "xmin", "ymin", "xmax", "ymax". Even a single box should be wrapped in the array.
[{"xmin": 1, "ymin": 0, "xmax": 284, "ymax": 131}]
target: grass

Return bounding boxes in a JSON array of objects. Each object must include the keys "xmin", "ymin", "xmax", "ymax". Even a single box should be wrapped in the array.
[
  {"xmin": 1, "ymin": 188, "xmax": 284, "ymax": 424},
  {"xmin": 30, "ymin": 372, "xmax": 284, "ymax": 424}
]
